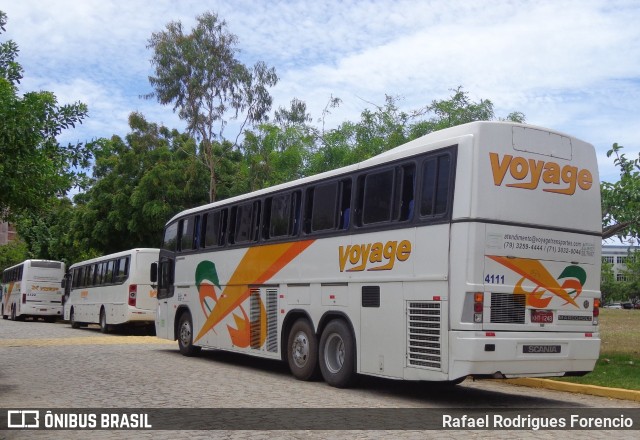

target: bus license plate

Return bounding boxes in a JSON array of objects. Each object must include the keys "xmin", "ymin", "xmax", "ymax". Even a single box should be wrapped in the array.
[
  {"xmin": 531, "ymin": 309, "xmax": 553, "ymax": 323},
  {"xmin": 523, "ymin": 345, "xmax": 561, "ymax": 354}
]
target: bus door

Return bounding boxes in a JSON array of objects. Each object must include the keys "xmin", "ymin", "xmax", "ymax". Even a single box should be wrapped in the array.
[{"xmin": 155, "ymin": 251, "xmax": 175, "ymax": 339}]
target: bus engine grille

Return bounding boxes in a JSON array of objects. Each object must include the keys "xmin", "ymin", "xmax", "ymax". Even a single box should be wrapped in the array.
[
  {"xmin": 490, "ymin": 293, "xmax": 526, "ymax": 324},
  {"xmin": 407, "ymin": 302, "xmax": 442, "ymax": 369}
]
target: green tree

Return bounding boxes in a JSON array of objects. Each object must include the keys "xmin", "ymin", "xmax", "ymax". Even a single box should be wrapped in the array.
[
  {"xmin": 409, "ymin": 86, "xmax": 525, "ymax": 139},
  {"xmin": 241, "ymin": 98, "xmax": 315, "ymax": 191},
  {"xmin": 74, "ymin": 113, "xmax": 209, "ymax": 254},
  {"xmin": 601, "ymin": 144, "xmax": 640, "ymax": 240},
  {"xmin": 0, "ymin": 11, "xmax": 92, "ymax": 220},
  {"xmin": 0, "ymin": 239, "xmax": 28, "ymax": 272},
  {"xmin": 308, "ymin": 88, "xmax": 525, "ymax": 174},
  {"xmin": 600, "ymin": 259, "xmax": 620, "ymax": 305},
  {"xmin": 146, "ymin": 11, "xmax": 278, "ymax": 202},
  {"xmin": 620, "ymin": 249, "xmax": 640, "ymax": 305}
]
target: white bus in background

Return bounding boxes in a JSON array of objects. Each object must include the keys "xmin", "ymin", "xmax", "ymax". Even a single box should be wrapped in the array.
[
  {"xmin": 64, "ymin": 248, "xmax": 159, "ymax": 333},
  {"xmin": 153, "ymin": 121, "xmax": 602, "ymax": 388},
  {"xmin": 1, "ymin": 260, "xmax": 66, "ymax": 322}
]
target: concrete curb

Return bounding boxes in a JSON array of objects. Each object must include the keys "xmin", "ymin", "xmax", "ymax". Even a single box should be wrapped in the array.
[{"xmin": 504, "ymin": 378, "xmax": 640, "ymax": 402}]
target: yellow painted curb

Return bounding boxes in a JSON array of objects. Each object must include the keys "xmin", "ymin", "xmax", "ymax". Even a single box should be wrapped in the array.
[
  {"xmin": 505, "ymin": 378, "xmax": 640, "ymax": 402},
  {"xmin": 0, "ymin": 336, "xmax": 174, "ymax": 347}
]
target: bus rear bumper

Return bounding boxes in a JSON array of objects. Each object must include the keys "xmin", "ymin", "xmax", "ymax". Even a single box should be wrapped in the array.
[
  {"xmin": 126, "ymin": 308, "xmax": 156, "ymax": 323},
  {"xmin": 22, "ymin": 304, "xmax": 63, "ymax": 317},
  {"xmin": 447, "ymin": 330, "xmax": 600, "ymax": 379}
]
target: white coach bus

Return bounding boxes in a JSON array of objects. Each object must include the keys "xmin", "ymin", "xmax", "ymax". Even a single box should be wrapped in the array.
[
  {"xmin": 152, "ymin": 121, "xmax": 602, "ymax": 388},
  {"xmin": 2, "ymin": 260, "xmax": 66, "ymax": 322},
  {"xmin": 64, "ymin": 248, "xmax": 159, "ymax": 332}
]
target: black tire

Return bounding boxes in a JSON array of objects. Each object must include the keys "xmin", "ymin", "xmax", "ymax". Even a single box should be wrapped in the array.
[
  {"xmin": 10, "ymin": 305, "xmax": 16, "ymax": 321},
  {"xmin": 2, "ymin": 305, "xmax": 7, "ymax": 320},
  {"xmin": 319, "ymin": 319, "xmax": 356, "ymax": 388},
  {"xmin": 177, "ymin": 311, "xmax": 201, "ymax": 356},
  {"xmin": 286, "ymin": 318, "xmax": 319, "ymax": 381},
  {"xmin": 99, "ymin": 308, "xmax": 110, "ymax": 334},
  {"xmin": 70, "ymin": 308, "xmax": 81, "ymax": 329}
]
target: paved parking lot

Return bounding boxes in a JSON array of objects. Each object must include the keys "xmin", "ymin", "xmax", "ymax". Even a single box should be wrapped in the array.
[{"xmin": 1, "ymin": 318, "xmax": 638, "ymax": 439}]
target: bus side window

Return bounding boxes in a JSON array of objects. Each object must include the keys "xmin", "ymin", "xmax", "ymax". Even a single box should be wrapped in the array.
[
  {"xmin": 420, "ymin": 154, "xmax": 451, "ymax": 218},
  {"xmin": 218, "ymin": 209, "xmax": 228, "ymax": 245},
  {"xmin": 307, "ymin": 182, "xmax": 339, "ymax": 233},
  {"xmin": 192, "ymin": 215, "xmax": 201, "ymax": 249},
  {"xmin": 203, "ymin": 211, "xmax": 220, "ymax": 248},
  {"xmin": 395, "ymin": 163, "xmax": 416, "ymax": 221},
  {"xmin": 179, "ymin": 217, "xmax": 195, "ymax": 252},
  {"xmin": 291, "ymin": 191, "xmax": 301, "ymax": 235},
  {"xmin": 268, "ymin": 193, "xmax": 292, "ymax": 239},
  {"xmin": 252, "ymin": 200, "xmax": 262, "ymax": 242},
  {"xmin": 105, "ymin": 260, "xmax": 115, "ymax": 284},
  {"xmin": 234, "ymin": 202, "xmax": 254, "ymax": 244},
  {"xmin": 362, "ymin": 169, "xmax": 395, "ymax": 225},
  {"xmin": 339, "ymin": 178, "xmax": 352, "ymax": 230}
]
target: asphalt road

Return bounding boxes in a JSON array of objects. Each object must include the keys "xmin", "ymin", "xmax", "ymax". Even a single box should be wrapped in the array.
[{"xmin": 1, "ymin": 317, "xmax": 638, "ymax": 439}]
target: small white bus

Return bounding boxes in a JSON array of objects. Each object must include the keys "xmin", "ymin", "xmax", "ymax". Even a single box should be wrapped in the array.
[
  {"xmin": 2, "ymin": 260, "xmax": 66, "ymax": 322},
  {"xmin": 153, "ymin": 121, "xmax": 601, "ymax": 388},
  {"xmin": 64, "ymin": 248, "xmax": 159, "ymax": 332}
]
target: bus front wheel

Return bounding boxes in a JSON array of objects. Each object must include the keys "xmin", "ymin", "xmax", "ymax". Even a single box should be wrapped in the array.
[
  {"xmin": 287, "ymin": 318, "xmax": 319, "ymax": 381},
  {"xmin": 177, "ymin": 311, "xmax": 201, "ymax": 357},
  {"xmin": 319, "ymin": 319, "xmax": 355, "ymax": 388}
]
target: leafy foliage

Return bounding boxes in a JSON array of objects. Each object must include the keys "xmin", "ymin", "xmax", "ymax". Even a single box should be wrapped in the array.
[
  {"xmin": 0, "ymin": 238, "xmax": 28, "ymax": 272},
  {"xmin": 601, "ymin": 143, "xmax": 640, "ymax": 240},
  {"xmin": 0, "ymin": 11, "xmax": 92, "ymax": 220},
  {"xmin": 307, "ymin": 88, "xmax": 525, "ymax": 175},
  {"xmin": 146, "ymin": 11, "xmax": 278, "ymax": 202},
  {"xmin": 71, "ymin": 113, "xmax": 209, "ymax": 254}
]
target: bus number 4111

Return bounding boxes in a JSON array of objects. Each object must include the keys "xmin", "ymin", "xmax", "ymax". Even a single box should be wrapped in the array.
[{"xmin": 485, "ymin": 274, "xmax": 505, "ymax": 284}]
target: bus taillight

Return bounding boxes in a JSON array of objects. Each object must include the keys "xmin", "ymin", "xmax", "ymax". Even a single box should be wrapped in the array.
[
  {"xmin": 474, "ymin": 292, "xmax": 483, "ymax": 323},
  {"xmin": 22, "ymin": 293, "xmax": 26, "ymax": 304},
  {"xmin": 128, "ymin": 284, "xmax": 137, "ymax": 307},
  {"xmin": 593, "ymin": 298, "xmax": 600, "ymax": 325}
]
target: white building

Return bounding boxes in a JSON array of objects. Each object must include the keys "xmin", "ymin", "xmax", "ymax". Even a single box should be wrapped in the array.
[{"xmin": 602, "ymin": 244, "xmax": 639, "ymax": 282}]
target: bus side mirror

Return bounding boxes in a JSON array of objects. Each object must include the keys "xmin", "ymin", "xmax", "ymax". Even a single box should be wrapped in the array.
[
  {"xmin": 61, "ymin": 279, "xmax": 66, "ymax": 289},
  {"xmin": 150, "ymin": 262, "xmax": 158, "ymax": 283}
]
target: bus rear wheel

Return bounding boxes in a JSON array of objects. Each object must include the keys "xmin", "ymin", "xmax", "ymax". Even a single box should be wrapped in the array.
[
  {"xmin": 286, "ymin": 318, "xmax": 319, "ymax": 381},
  {"xmin": 177, "ymin": 311, "xmax": 201, "ymax": 357},
  {"xmin": 70, "ymin": 309, "xmax": 81, "ymax": 329},
  {"xmin": 319, "ymin": 319, "xmax": 355, "ymax": 388},
  {"xmin": 99, "ymin": 308, "xmax": 110, "ymax": 333}
]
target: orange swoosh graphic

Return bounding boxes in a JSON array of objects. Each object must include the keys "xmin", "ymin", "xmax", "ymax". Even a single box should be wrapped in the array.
[
  {"xmin": 194, "ymin": 240, "xmax": 314, "ymax": 342},
  {"xmin": 488, "ymin": 256, "xmax": 578, "ymax": 307}
]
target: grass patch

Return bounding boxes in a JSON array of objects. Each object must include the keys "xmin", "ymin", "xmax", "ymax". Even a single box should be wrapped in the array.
[
  {"xmin": 554, "ymin": 309, "xmax": 640, "ymax": 390},
  {"xmin": 558, "ymin": 354, "xmax": 640, "ymax": 390}
]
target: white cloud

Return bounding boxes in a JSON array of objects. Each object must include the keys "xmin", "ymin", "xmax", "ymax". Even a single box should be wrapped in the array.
[{"xmin": 1, "ymin": 0, "xmax": 638, "ymax": 181}]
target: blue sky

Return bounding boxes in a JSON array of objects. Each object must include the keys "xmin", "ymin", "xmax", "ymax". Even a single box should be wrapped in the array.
[{"xmin": 2, "ymin": 0, "xmax": 639, "ymax": 182}]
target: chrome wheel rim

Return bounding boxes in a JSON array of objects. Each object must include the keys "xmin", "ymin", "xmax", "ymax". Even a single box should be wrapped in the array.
[
  {"xmin": 324, "ymin": 333, "xmax": 344, "ymax": 374},
  {"xmin": 180, "ymin": 320, "xmax": 192, "ymax": 346},
  {"xmin": 292, "ymin": 331, "xmax": 310, "ymax": 368}
]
